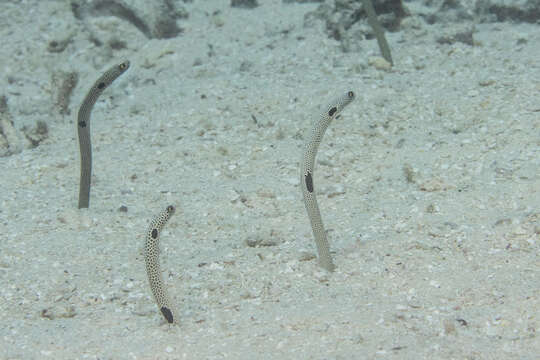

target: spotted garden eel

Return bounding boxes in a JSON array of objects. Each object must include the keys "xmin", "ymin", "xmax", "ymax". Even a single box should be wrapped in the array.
[
  {"xmin": 145, "ymin": 205, "xmax": 178, "ymax": 324},
  {"xmin": 300, "ymin": 91, "xmax": 355, "ymax": 272},
  {"xmin": 77, "ymin": 60, "xmax": 130, "ymax": 209}
]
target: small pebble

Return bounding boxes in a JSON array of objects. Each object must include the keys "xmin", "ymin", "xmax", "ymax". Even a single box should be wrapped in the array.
[
  {"xmin": 516, "ymin": 33, "xmax": 528, "ymax": 44},
  {"xmin": 245, "ymin": 234, "xmax": 263, "ymax": 247},
  {"xmin": 256, "ymin": 188, "xmax": 276, "ymax": 199},
  {"xmin": 314, "ymin": 270, "xmax": 329, "ymax": 283},
  {"xmin": 479, "ymin": 79, "xmax": 495, "ymax": 87},
  {"xmin": 245, "ymin": 234, "xmax": 277, "ymax": 247},
  {"xmin": 325, "ymin": 184, "xmax": 345, "ymax": 198},
  {"xmin": 298, "ymin": 251, "xmax": 316, "ymax": 262},
  {"xmin": 443, "ymin": 319, "xmax": 456, "ymax": 335},
  {"xmin": 368, "ymin": 56, "xmax": 392, "ymax": 71},
  {"xmin": 211, "ymin": 13, "xmax": 225, "ymax": 27}
]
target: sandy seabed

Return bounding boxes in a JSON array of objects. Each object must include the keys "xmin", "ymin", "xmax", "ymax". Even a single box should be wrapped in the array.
[{"xmin": 0, "ymin": 1, "xmax": 538, "ymax": 359}]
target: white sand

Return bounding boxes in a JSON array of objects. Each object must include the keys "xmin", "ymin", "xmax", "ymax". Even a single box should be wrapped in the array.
[{"xmin": 0, "ymin": 1, "xmax": 538, "ymax": 359}]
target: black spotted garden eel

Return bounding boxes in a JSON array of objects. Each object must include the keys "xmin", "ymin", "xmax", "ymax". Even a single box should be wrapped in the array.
[
  {"xmin": 145, "ymin": 205, "xmax": 178, "ymax": 324},
  {"xmin": 300, "ymin": 91, "xmax": 355, "ymax": 272},
  {"xmin": 77, "ymin": 60, "xmax": 130, "ymax": 209}
]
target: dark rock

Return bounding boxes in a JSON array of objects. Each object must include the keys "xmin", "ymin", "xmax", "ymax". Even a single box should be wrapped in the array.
[
  {"xmin": 283, "ymin": 0, "xmax": 323, "ymax": 3},
  {"xmin": 22, "ymin": 121, "xmax": 48, "ymax": 148},
  {"xmin": 231, "ymin": 0, "xmax": 259, "ymax": 8},
  {"xmin": 475, "ymin": 0, "xmax": 540, "ymax": 23},
  {"xmin": 71, "ymin": 0, "xmax": 187, "ymax": 39},
  {"xmin": 411, "ymin": 0, "xmax": 539, "ymax": 24},
  {"xmin": 436, "ymin": 24, "xmax": 475, "ymax": 46},
  {"xmin": 304, "ymin": 0, "xmax": 408, "ymax": 51}
]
